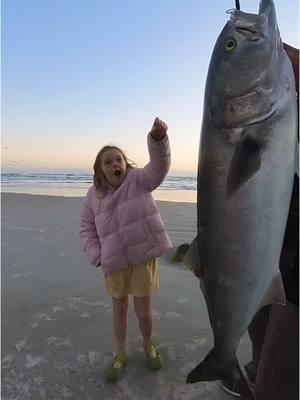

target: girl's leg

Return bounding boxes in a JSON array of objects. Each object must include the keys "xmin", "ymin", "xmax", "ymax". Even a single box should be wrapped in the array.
[
  {"xmin": 106, "ymin": 296, "xmax": 128, "ymax": 382},
  {"xmin": 133, "ymin": 294, "xmax": 163, "ymax": 370},
  {"xmin": 112, "ymin": 295, "xmax": 129, "ymax": 355},
  {"xmin": 133, "ymin": 294, "xmax": 153, "ymax": 345}
]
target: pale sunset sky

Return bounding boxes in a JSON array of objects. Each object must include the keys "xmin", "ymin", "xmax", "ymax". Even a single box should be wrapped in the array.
[{"xmin": 2, "ymin": 0, "xmax": 299, "ymax": 175}]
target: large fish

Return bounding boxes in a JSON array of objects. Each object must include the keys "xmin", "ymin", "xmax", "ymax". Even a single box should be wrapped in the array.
[{"xmin": 185, "ymin": 0, "xmax": 297, "ymax": 396}]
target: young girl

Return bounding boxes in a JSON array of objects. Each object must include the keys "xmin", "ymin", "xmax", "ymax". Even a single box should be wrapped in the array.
[{"xmin": 80, "ymin": 117, "xmax": 172, "ymax": 382}]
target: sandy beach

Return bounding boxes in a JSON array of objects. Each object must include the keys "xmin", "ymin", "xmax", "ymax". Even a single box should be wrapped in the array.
[{"xmin": 1, "ymin": 193, "xmax": 251, "ymax": 400}]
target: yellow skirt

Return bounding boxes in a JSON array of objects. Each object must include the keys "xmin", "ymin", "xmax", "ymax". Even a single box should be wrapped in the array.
[{"xmin": 105, "ymin": 258, "xmax": 159, "ymax": 299}]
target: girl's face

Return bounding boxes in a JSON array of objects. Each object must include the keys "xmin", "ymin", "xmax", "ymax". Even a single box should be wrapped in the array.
[{"xmin": 101, "ymin": 149, "xmax": 127, "ymax": 188}]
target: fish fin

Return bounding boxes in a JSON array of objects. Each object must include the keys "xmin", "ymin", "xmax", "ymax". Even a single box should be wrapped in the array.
[
  {"xmin": 186, "ymin": 351, "xmax": 254, "ymax": 399},
  {"xmin": 258, "ymin": 272, "xmax": 286, "ymax": 311},
  {"xmin": 227, "ymin": 135, "xmax": 261, "ymax": 195},
  {"xmin": 235, "ymin": 372, "xmax": 255, "ymax": 400},
  {"xmin": 183, "ymin": 236, "xmax": 203, "ymax": 278},
  {"xmin": 259, "ymin": 0, "xmax": 277, "ymax": 32},
  {"xmin": 186, "ymin": 350, "xmax": 223, "ymax": 383},
  {"xmin": 171, "ymin": 243, "xmax": 190, "ymax": 263}
]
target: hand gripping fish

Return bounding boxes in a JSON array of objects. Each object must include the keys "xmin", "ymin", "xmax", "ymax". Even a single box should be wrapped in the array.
[{"xmin": 184, "ymin": 0, "xmax": 297, "ymax": 398}]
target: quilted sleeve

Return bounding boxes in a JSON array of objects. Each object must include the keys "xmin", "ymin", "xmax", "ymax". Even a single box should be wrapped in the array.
[
  {"xmin": 79, "ymin": 189, "xmax": 101, "ymax": 267},
  {"xmin": 137, "ymin": 133, "xmax": 171, "ymax": 192}
]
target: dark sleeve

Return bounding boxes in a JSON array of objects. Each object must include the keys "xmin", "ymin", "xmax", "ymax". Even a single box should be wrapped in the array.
[{"xmin": 279, "ymin": 175, "xmax": 299, "ymax": 306}]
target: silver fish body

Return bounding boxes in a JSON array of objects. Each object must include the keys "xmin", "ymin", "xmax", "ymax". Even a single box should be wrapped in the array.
[{"xmin": 186, "ymin": 0, "xmax": 297, "ymax": 388}]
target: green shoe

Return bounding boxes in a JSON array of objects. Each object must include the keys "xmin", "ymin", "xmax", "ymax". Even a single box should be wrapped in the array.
[
  {"xmin": 106, "ymin": 353, "xmax": 127, "ymax": 382},
  {"xmin": 143, "ymin": 343, "xmax": 163, "ymax": 371}
]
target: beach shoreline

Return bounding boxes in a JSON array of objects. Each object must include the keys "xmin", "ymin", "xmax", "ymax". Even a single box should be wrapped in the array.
[{"xmin": 1, "ymin": 188, "xmax": 197, "ymax": 203}]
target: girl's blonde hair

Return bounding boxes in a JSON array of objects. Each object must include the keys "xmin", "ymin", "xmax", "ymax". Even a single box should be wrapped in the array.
[{"xmin": 93, "ymin": 145, "xmax": 136, "ymax": 196}]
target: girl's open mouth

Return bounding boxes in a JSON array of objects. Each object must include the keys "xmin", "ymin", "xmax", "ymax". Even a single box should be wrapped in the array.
[{"xmin": 114, "ymin": 170, "xmax": 121, "ymax": 176}]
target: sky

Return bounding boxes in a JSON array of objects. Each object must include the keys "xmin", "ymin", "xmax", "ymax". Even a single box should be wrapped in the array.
[{"xmin": 2, "ymin": 0, "xmax": 299, "ymax": 176}]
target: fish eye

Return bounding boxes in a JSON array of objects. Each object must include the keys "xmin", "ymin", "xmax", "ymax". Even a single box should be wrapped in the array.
[{"xmin": 225, "ymin": 37, "xmax": 237, "ymax": 52}]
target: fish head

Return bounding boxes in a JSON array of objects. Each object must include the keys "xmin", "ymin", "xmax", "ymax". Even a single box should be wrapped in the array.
[{"xmin": 206, "ymin": 0, "xmax": 284, "ymax": 128}]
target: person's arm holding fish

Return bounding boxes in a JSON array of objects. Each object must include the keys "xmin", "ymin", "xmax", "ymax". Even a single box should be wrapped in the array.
[
  {"xmin": 245, "ymin": 43, "xmax": 299, "ymax": 400},
  {"xmin": 283, "ymin": 42, "xmax": 299, "ymax": 97},
  {"xmin": 283, "ymin": 42, "xmax": 299, "ymax": 174}
]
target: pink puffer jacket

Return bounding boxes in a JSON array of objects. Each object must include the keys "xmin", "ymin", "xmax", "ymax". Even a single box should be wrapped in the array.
[{"xmin": 79, "ymin": 133, "xmax": 173, "ymax": 275}]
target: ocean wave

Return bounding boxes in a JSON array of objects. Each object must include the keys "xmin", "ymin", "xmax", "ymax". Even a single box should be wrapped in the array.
[{"xmin": 1, "ymin": 173, "xmax": 197, "ymax": 191}]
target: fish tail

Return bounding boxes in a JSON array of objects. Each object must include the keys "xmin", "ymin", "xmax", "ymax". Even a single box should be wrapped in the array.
[
  {"xmin": 186, "ymin": 350, "xmax": 254, "ymax": 400},
  {"xmin": 186, "ymin": 349, "xmax": 223, "ymax": 383}
]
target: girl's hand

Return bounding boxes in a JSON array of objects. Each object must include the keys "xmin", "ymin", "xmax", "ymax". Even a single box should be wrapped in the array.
[{"xmin": 150, "ymin": 117, "xmax": 168, "ymax": 141}]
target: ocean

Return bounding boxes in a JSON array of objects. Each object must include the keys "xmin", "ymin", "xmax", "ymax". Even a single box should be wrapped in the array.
[{"xmin": 1, "ymin": 173, "xmax": 197, "ymax": 203}]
